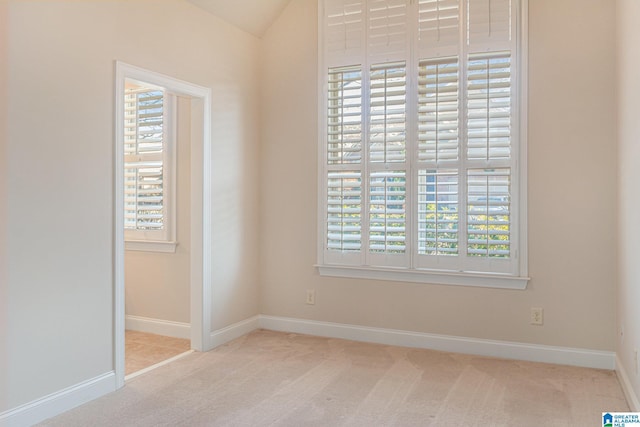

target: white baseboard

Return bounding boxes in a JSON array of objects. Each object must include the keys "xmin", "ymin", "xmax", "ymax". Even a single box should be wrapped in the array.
[
  {"xmin": 258, "ymin": 315, "xmax": 616, "ymax": 370},
  {"xmin": 125, "ymin": 315, "xmax": 190, "ymax": 339},
  {"xmin": 616, "ymin": 354, "xmax": 640, "ymax": 411},
  {"xmin": 208, "ymin": 315, "xmax": 260, "ymax": 349},
  {"xmin": 0, "ymin": 372, "xmax": 115, "ymax": 427}
]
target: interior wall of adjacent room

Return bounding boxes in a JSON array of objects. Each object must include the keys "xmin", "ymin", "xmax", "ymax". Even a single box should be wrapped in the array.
[
  {"xmin": 617, "ymin": 0, "xmax": 640, "ymax": 408},
  {"xmin": 259, "ymin": 0, "xmax": 618, "ymax": 352},
  {"xmin": 2, "ymin": 0, "xmax": 260, "ymax": 413},
  {"xmin": 125, "ymin": 97, "xmax": 191, "ymax": 325}
]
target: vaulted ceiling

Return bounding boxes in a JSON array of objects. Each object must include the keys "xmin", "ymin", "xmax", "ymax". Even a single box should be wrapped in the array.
[{"xmin": 186, "ymin": 0, "xmax": 292, "ymax": 38}]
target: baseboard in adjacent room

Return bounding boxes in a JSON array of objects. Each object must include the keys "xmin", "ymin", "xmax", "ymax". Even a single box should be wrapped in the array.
[
  {"xmin": 0, "ymin": 372, "xmax": 115, "ymax": 427},
  {"xmin": 258, "ymin": 315, "xmax": 616, "ymax": 370},
  {"xmin": 208, "ymin": 315, "xmax": 260, "ymax": 350},
  {"xmin": 125, "ymin": 315, "xmax": 190, "ymax": 339}
]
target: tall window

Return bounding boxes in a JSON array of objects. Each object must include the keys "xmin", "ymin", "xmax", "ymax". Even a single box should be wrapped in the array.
[
  {"xmin": 123, "ymin": 81, "xmax": 176, "ymax": 248},
  {"xmin": 319, "ymin": 0, "xmax": 527, "ymax": 288}
]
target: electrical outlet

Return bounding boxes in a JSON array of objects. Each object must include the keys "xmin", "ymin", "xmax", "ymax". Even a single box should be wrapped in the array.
[
  {"xmin": 306, "ymin": 289, "xmax": 315, "ymax": 305},
  {"xmin": 530, "ymin": 307, "xmax": 543, "ymax": 326}
]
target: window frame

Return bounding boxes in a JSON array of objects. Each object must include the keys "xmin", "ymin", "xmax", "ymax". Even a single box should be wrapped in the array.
[
  {"xmin": 122, "ymin": 79, "xmax": 178, "ymax": 253},
  {"xmin": 316, "ymin": 0, "xmax": 529, "ymax": 289}
]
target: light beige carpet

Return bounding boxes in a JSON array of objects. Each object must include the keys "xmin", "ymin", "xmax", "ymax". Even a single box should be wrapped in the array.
[{"xmin": 40, "ymin": 330, "xmax": 628, "ymax": 426}]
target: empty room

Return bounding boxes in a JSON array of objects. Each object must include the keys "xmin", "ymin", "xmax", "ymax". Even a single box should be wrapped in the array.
[{"xmin": 1, "ymin": 0, "xmax": 640, "ymax": 425}]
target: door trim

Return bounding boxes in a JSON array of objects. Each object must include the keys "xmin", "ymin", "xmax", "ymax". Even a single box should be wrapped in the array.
[{"xmin": 114, "ymin": 61, "xmax": 212, "ymax": 389}]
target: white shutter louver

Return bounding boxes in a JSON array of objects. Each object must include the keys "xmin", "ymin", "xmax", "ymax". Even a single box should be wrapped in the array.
[
  {"xmin": 369, "ymin": 62, "xmax": 406, "ymax": 162},
  {"xmin": 326, "ymin": 66, "xmax": 364, "ymax": 256},
  {"xmin": 467, "ymin": 168, "xmax": 510, "ymax": 257},
  {"xmin": 369, "ymin": 170, "xmax": 406, "ymax": 254},
  {"xmin": 325, "ymin": 0, "xmax": 365, "ymax": 67},
  {"xmin": 467, "ymin": 0, "xmax": 512, "ymax": 47},
  {"xmin": 368, "ymin": 0, "xmax": 409, "ymax": 63},
  {"xmin": 327, "ymin": 171, "xmax": 363, "ymax": 251},
  {"xmin": 418, "ymin": 58, "xmax": 459, "ymax": 162},
  {"xmin": 466, "ymin": 52, "xmax": 511, "ymax": 161},
  {"xmin": 418, "ymin": 169, "xmax": 458, "ymax": 255},
  {"xmin": 328, "ymin": 66, "xmax": 363, "ymax": 164},
  {"xmin": 124, "ymin": 87, "xmax": 166, "ymax": 233},
  {"xmin": 418, "ymin": 0, "xmax": 460, "ymax": 55},
  {"xmin": 124, "ymin": 162, "xmax": 164, "ymax": 230}
]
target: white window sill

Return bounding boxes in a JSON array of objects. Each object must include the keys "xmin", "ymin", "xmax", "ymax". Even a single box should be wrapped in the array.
[
  {"xmin": 125, "ymin": 240, "xmax": 177, "ymax": 253},
  {"xmin": 316, "ymin": 265, "xmax": 529, "ymax": 290}
]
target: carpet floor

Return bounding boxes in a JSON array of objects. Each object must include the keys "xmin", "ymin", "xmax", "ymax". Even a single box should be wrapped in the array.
[{"xmin": 40, "ymin": 329, "xmax": 629, "ymax": 426}]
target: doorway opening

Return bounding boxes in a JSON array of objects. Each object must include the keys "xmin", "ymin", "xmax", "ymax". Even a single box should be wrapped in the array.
[{"xmin": 114, "ymin": 62, "xmax": 212, "ymax": 388}]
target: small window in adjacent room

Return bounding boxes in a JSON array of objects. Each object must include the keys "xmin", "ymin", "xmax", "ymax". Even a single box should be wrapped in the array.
[{"xmin": 123, "ymin": 80, "xmax": 177, "ymax": 252}]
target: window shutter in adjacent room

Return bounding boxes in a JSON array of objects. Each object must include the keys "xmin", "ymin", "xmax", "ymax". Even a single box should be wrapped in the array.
[{"xmin": 124, "ymin": 86, "xmax": 172, "ymax": 242}]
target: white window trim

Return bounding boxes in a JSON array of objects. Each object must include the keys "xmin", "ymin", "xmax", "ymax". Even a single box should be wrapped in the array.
[
  {"xmin": 122, "ymin": 81, "xmax": 178, "ymax": 253},
  {"xmin": 317, "ymin": 264, "xmax": 528, "ymax": 290},
  {"xmin": 316, "ymin": 0, "xmax": 529, "ymax": 290}
]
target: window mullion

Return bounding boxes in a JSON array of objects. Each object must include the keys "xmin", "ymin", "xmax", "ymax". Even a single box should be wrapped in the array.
[
  {"xmin": 458, "ymin": 0, "xmax": 469, "ymax": 264},
  {"xmin": 359, "ymin": 1, "xmax": 370, "ymax": 267},
  {"xmin": 362, "ymin": 62, "xmax": 371, "ymax": 267},
  {"xmin": 407, "ymin": 0, "xmax": 418, "ymax": 270}
]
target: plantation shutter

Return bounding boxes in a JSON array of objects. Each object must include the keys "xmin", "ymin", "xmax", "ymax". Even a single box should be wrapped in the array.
[
  {"xmin": 327, "ymin": 171, "xmax": 363, "ymax": 253},
  {"xmin": 466, "ymin": 52, "xmax": 511, "ymax": 162},
  {"xmin": 369, "ymin": 170, "xmax": 407, "ymax": 259},
  {"xmin": 368, "ymin": 61, "xmax": 408, "ymax": 266},
  {"xmin": 369, "ymin": 62, "xmax": 406, "ymax": 163},
  {"xmin": 466, "ymin": 168, "xmax": 511, "ymax": 258},
  {"xmin": 124, "ymin": 87, "xmax": 167, "ymax": 239},
  {"xmin": 367, "ymin": 0, "xmax": 409, "ymax": 63},
  {"xmin": 324, "ymin": 0, "xmax": 365, "ymax": 67},
  {"xmin": 418, "ymin": 0, "xmax": 460, "ymax": 57},
  {"xmin": 417, "ymin": 58, "xmax": 459, "ymax": 163},
  {"xmin": 414, "ymin": 2, "xmax": 462, "ymax": 270},
  {"xmin": 464, "ymin": 0, "xmax": 516, "ymax": 273},
  {"xmin": 325, "ymin": 65, "xmax": 364, "ymax": 265},
  {"xmin": 320, "ymin": 0, "xmax": 522, "ymax": 278},
  {"xmin": 467, "ymin": 0, "xmax": 512, "ymax": 47}
]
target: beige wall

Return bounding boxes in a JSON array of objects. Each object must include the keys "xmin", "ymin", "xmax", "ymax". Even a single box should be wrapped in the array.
[
  {"xmin": 125, "ymin": 97, "xmax": 191, "ymax": 325},
  {"xmin": 617, "ymin": 0, "xmax": 640, "ymax": 406},
  {"xmin": 0, "ymin": 0, "xmax": 8, "ymax": 411},
  {"xmin": 260, "ymin": 0, "xmax": 617, "ymax": 351},
  {"xmin": 2, "ymin": 0, "xmax": 260, "ymax": 412}
]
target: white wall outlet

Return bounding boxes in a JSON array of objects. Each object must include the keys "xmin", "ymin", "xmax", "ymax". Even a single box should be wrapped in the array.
[
  {"xmin": 530, "ymin": 307, "xmax": 543, "ymax": 326},
  {"xmin": 306, "ymin": 289, "xmax": 315, "ymax": 305}
]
